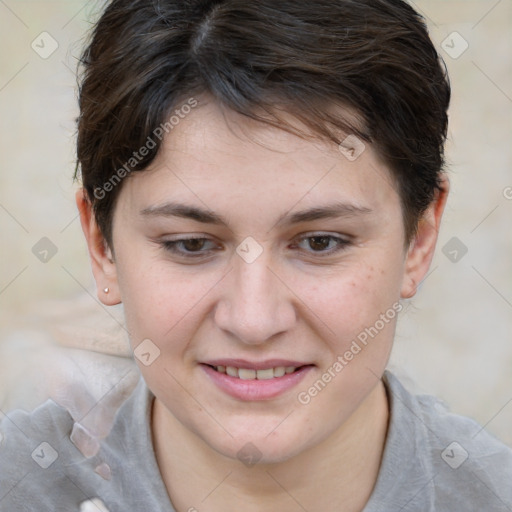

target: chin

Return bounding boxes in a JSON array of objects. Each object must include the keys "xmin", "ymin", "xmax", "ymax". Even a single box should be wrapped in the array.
[
  {"xmin": 213, "ymin": 438, "xmax": 302, "ymax": 467},
  {"xmin": 198, "ymin": 419, "xmax": 323, "ymax": 467}
]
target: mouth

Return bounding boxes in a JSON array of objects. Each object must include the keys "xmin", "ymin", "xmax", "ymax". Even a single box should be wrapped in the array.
[
  {"xmin": 200, "ymin": 360, "xmax": 314, "ymax": 401},
  {"xmin": 206, "ymin": 364, "xmax": 304, "ymax": 380}
]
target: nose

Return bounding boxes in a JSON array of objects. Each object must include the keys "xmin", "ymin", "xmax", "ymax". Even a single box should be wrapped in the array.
[{"xmin": 213, "ymin": 251, "xmax": 296, "ymax": 345}]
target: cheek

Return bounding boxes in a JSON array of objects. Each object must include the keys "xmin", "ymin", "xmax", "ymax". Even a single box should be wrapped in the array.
[
  {"xmin": 291, "ymin": 262, "xmax": 402, "ymax": 427},
  {"xmin": 116, "ymin": 257, "xmax": 213, "ymax": 407},
  {"xmin": 116, "ymin": 254, "xmax": 220, "ymax": 354},
  {"xmin": 297, "ymin": 256, "xmax": 403, "ymax": 346}
]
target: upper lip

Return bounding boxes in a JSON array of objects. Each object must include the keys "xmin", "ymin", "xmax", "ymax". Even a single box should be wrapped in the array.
[{"xmin": 202, "ymin": 359, "xmax": 313, "ymax": 370}]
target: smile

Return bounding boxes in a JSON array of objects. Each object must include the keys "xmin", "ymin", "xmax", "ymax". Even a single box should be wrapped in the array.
[
  {"xmin": 200, "ymin": 361, "xmax": 314, "ymax": 401},
  {"xmin": 213, "ymin": 365, "xmax": 298, "ymax": 380}
]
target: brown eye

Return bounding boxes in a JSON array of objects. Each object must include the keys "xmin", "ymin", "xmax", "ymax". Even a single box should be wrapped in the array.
[
  {"xmin": 161, "ymin": 238, "xmax": 219, "ymax": 257},
  {"xmin": 181, "ymin": 238, "xmax": 207, "ymax": 252},
  {"xmin": 294, "ymin": 234, "xmax": 351, "ymax": 256},
  {"xmin": 308, "ymin": 236, "xmax": 333, "ymax": 251}
]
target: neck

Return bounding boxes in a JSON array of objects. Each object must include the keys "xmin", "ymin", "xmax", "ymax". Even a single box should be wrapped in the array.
[{"xmin": 152, "ymin": 380, "xmax": 389, "ymax": 512}]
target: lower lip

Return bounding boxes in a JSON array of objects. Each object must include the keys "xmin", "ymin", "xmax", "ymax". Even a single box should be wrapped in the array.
[{"xmin": 200, "ymin": 364, "xmax": 313, "ymax": 401}]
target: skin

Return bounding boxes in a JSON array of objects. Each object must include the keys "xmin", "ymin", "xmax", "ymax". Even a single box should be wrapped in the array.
[{"xmin": 77, "ymin": 99, "xmax": 448, "ymax": 512}]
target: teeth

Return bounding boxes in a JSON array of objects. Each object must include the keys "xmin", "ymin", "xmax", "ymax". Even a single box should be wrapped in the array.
[
  {"xmin": 238, "ymin": 368, "xmax": 256, "ymax": 380},
  {"xmin": 273, "ymin": 366, "xmax": 286, "ymax": 377},
  {"xmin": 216, "ymin": 365, "xmax": 297, "ymax": 379},
  {"xmin": 256, "ymin": 368, "xmax": 274, "ymax": 380},
  {"xmin": 226, "ymin": 366, "xmax": 238, "ymax": 377}
]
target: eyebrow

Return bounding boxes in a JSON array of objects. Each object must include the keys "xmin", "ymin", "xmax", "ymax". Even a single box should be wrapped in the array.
[{"xmin": 140, "ymin": 201, "xmax": 373, "ymax": 227}]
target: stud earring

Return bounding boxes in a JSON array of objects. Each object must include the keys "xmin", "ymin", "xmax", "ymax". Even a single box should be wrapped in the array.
[{"xmin": 103, "ymin": 287, "xmax": 110, "ymax": 294}]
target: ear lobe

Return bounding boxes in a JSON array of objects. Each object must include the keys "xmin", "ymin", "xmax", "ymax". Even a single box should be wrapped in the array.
[
  {"xmin": 400, "ymin": 175, "xmax": 449, "ymax": 299},
  {"xmin": 76, "ymin": 189, "xmax": 122, "ymax": 306}
]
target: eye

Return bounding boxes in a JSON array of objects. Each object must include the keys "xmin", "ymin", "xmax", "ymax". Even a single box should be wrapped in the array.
[
  {"xmin": 159, "ymin": 233, "xmax": 350, "ymax": 260},
  {"xmin": 161, "ymin": 237, "xmax": 220, "ymax": 257},
  {"xmin": 293, "ymin": 233, "xmax": 351, "ymax": 255}
]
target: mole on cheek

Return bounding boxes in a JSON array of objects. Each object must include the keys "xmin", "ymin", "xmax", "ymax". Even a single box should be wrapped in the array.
[{"xmin": 365, "ymin": 266, "xmax": 375, "ymax": 281}]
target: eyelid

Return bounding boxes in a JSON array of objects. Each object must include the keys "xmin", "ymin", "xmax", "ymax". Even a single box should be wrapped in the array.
[
  {"xmin": 158, "ymin": 231, "xmax": 352, "ymax": 259},
  {"xmin": 160, "ymin": 236, "xmax": 221, "ymax": 258},
  {"xmin": 295, "ymin": 230, "xmax": 352, "ymax": 241},
  {"xmin": 291, "ymin": 232, "xmax": 352, "ymax": 256}
]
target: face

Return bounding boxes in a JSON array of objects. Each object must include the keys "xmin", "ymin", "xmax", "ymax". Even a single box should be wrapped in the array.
[{"xmin": 80, "ymin": 99, "xmax": 445, "ymax": 464}]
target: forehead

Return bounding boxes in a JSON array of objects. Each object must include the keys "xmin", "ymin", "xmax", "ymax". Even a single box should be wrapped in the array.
[{"xmin": 117, "ymin": 100, "xmax": 400, "ymax": 226}]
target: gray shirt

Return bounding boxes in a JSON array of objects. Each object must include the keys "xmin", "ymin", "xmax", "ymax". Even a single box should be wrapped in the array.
[{"xmin": 1, "ymin": 371, "xmax": 511, "ymax": 511}]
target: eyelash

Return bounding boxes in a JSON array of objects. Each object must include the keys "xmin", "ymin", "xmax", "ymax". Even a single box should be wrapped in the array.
[{"xmin": 160, "ymin": 234, "xmax": 351, "ymax": 259}]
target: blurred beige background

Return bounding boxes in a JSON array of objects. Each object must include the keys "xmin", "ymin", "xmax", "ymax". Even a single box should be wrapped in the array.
[{"xmin": 0, "ymin": 1, "xmax": 511, "ymax": 445}]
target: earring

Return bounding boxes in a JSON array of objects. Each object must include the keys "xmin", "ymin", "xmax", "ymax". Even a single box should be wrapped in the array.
[{"xmin": 103, "ymin": 287, "xmax": 110, "ymax": 294}]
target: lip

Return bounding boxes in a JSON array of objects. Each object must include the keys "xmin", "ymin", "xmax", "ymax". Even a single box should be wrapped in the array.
[
  {"xmin": 200, "ymin": 362, "xmax": 314, "ymax": 401},
  {"xmin": 202, "ymin": 358, "xmax": 309, "ymax": 370}
]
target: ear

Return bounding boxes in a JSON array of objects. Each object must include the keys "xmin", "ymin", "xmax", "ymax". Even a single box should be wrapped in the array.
[
  {"xmin": 400, "ymin": 175, "xmax": 450, "ymax": 299},
  {"xmin": 76, "ymin": 189, "xmax": 121, "ymax": 306}
]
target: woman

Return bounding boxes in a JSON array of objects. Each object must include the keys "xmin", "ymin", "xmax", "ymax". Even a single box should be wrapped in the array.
[{"xmin": 1, "ymin": 1, "xmax": 511, "ymax": 510}]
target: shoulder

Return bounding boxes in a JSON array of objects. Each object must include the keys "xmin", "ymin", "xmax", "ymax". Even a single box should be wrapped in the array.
[
  {"xmin": 0, "ymin": 398, "xmax": 88, "ymax": 511},
  {"xmin": 379, "ymin": 371, "xmax": 512, "ymax": 511},
  {"xmin": 0, "ymin": 376, "xmax": 172, "ymax": 512}
]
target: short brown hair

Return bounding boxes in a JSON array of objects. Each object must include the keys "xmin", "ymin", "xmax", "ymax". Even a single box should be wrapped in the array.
[{"xmin": 75, "ymin": 0, "xmax": 450, "ymax": 246}]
